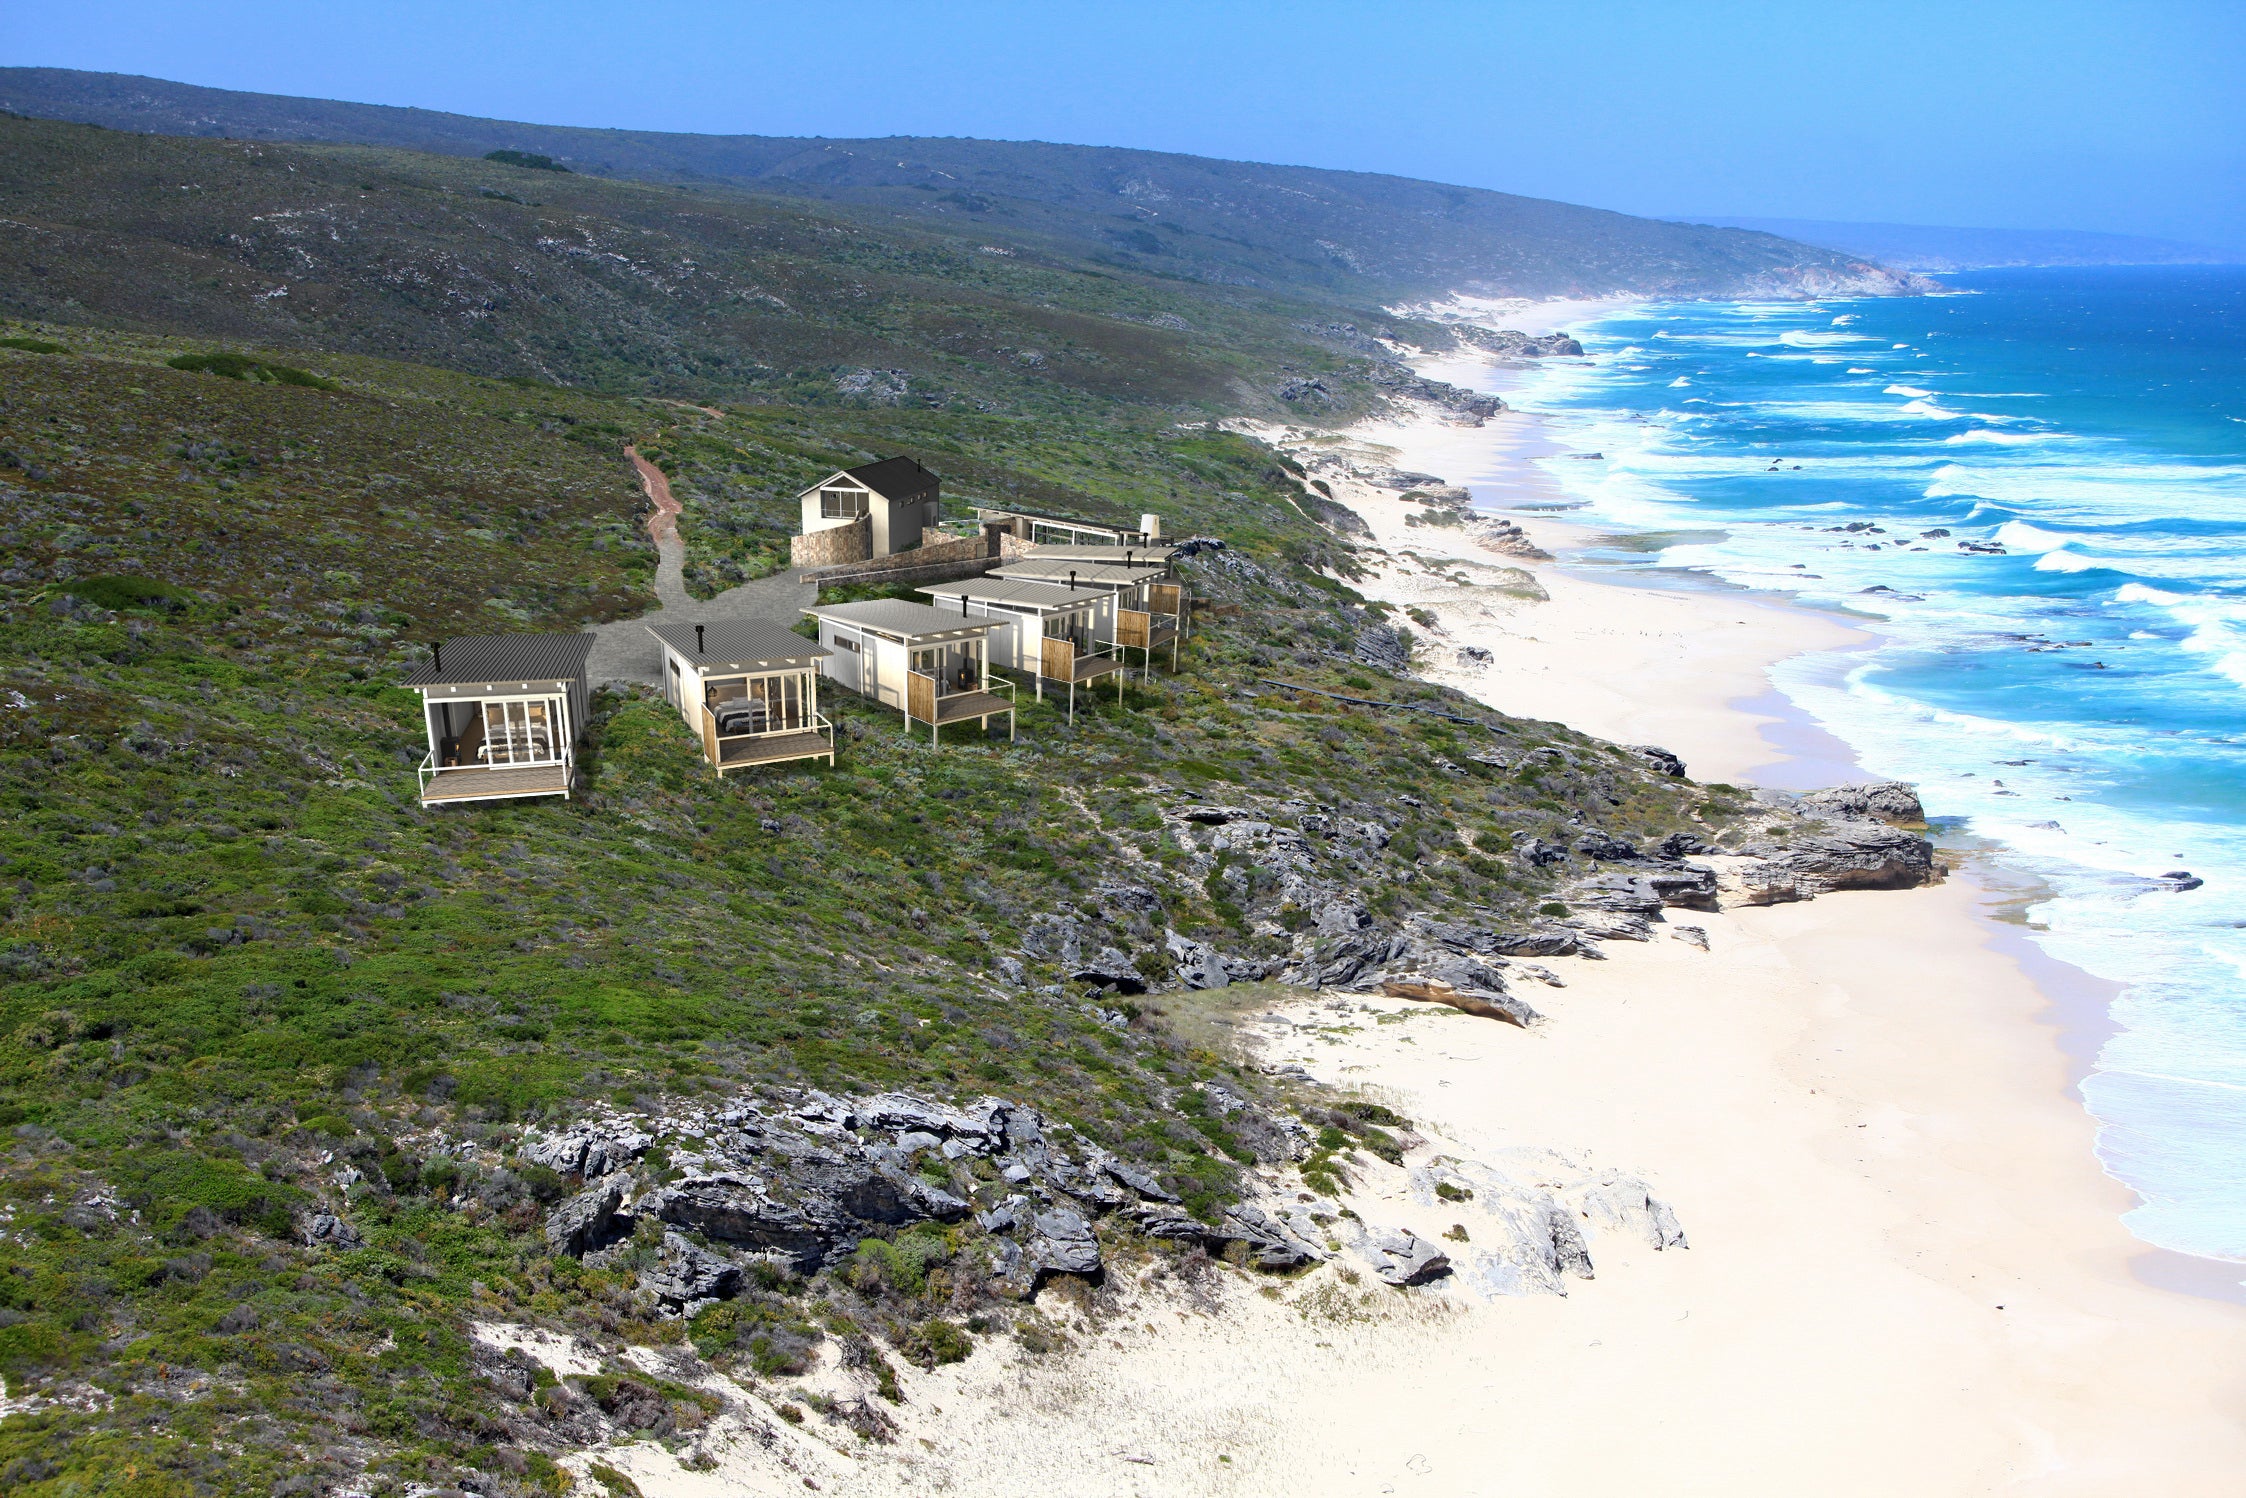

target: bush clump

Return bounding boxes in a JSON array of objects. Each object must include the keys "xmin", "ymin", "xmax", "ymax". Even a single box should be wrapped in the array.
[
  {"xmin": 483, "ymin": 149, "xmax": 571, "ymax": 172},
  {"xmin": 167, "ymin": 352, "xmax": 337, "ymax": 389}
]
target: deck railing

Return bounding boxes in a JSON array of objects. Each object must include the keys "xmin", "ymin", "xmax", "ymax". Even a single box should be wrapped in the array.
[
  {"xmin": 698, "ymin": 704, "xmax": 835, "ymax": 767},
  {"xmin": 417, "ymin": 748, "xmax": 573, "ymax": 800}
]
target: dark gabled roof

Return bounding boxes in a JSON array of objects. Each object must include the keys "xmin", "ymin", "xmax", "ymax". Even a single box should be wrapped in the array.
[
  {"xmin": 400, "ymin": 633, "xmax": 593, "ymax": 689},
  {"xmin": 646, "ymin": 620, "xmax": 830, "ymax": 671},
  {"xmin": 803, "ymin": 598, "xmax": 1001, "ymax": 641},
  {"xmin": 842, "ymin": 455, "xmax": 939, "ymax": 500}
]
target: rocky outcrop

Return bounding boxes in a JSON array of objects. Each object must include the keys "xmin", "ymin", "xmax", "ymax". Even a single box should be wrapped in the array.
[
  {"xmin": 1366, "ymin": 1228, "xmax": 1452, "ymax": 1286},
  {"xmin": 1714, "ymin": 821, "xmax": 1939, "ymax": 905},
  {"xmin": 1365, "ymin": 361, "xmax": 1507, "ymax": 424},
  {"xmin": 1453, "ymin": 327, "xmax": 1587, "ymax": 360},
  {"xmin": 1380, "ymin": 975, "xmax": 1543, "ymax": 1029},
  {"xmin": 1797, "ymin": 781, "xmax": 1925, "ymax": 826},
  {"xmin": 1627, "ymin": 744, "xmax": 1687, "ymax": 779},
  {"xmin": 1470, "ymin": 515, "xmax": 1552, "ymax": 560}
]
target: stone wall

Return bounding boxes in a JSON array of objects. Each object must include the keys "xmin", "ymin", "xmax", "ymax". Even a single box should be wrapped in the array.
[
  {"xmin": 790, "ymin": 516, "xmax": 870, "ymax": 569},
  {"xmin": 800, "ymin": 530, "xmax": 995, "ymax": 585}
]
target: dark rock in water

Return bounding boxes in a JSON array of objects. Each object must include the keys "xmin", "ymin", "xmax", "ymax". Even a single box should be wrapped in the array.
[
  {"xmin": 545, "ymin": 1177, "xmax": 628, "ymax": 1257},
  {"xmin": 1366, "ymin": 1227, "xmax": 1452, "ymax": 1286},
  {"xmin": 1959, "ymin": 540, "xmax": 2007, "ymax": 554},
  {"xmin": 640, "ymin": 1230, "xmax": 743, "ymax": 1306},
  {"xmin": 2160, "ymin": 870, "xmax": 2205, "ymax": 892},
  {"xmin": 1627, "ymin": 744, "xmax": 1687, "ymax": 778},
  {"xmin": 1798, "ymin": 781, "xmax": 1926, "ymax": 826},
  {"xmin": 1921, "ymin": 528, "xmax": 1952, "ymax": 538}
]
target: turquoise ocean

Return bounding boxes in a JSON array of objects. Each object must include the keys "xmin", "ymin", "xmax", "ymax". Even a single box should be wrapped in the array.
[{"xmin": 1495, "ymin": 266, "xmax": 2246, "ymax": 1266}]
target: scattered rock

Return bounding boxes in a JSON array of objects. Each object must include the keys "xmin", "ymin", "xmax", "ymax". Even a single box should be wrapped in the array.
[
  {"xmin": 1379, "ymin": 975, "xmax": 1543, "ymax": 1028},
  {"xmin": 1365, "ymin": 1227, "xmax": 1452, "ymax": 1286},
  {"xmin": 1627, "ymin": 745, "xmax": 1687, "ymax": 778}
]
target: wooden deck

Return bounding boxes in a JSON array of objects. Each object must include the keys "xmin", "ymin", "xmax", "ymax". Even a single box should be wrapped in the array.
[
  {"xmin": 929, "ymin": 689, "xmax": 1015, "ymax": 724},
  {"xmin": 1058, "ymin": 651, "xmax": 1124, "ymax": 683},
  {"xmin": 715, "ymin": 729, "xmax": 835, "ymax": 772},
  {"xmin": 420, "ymin": 763, "xmax": 571, "ymax": 804}
]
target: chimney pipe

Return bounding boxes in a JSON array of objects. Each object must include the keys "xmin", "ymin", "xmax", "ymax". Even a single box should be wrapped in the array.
[
  {"xmin": 430, "ymin": 641, "xmax": 442, "ymax": 672},
  {"xmin": 694, "ymin": 624, "xmax": 705, "ymax": 655},
  {"xmin": 1068, "ymin": 569, "xmax": 1078, "ymax": 591},
  {"xmin": 962, "ymin": 592, "xmax": 970, "ymax": 617}
]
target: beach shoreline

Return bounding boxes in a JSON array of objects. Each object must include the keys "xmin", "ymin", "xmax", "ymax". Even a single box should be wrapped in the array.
[{"xmin": 569, "ymin": 303, "xmax": 2246, "ymax": 1496}]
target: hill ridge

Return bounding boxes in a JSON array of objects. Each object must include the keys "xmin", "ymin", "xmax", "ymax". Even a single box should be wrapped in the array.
[{"xmin": 0, "ymin": 65, "xmax": 1927, "ymax": 301}]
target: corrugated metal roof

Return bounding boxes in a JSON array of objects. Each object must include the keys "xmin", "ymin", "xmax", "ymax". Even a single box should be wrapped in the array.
[
  {"xmin": 917, "ymin": 577, "xmax": 1106, "ymax": 611},
  {"xmin": 647, "ymin": 620, "xmax": 829, "ymax": 671},
  {"xmin": 401, "ymin": 633, "xmax": 593, "ymax": 689},
  {"xmin": 1020, "ymin": 544, "xmax": 1176, "ymax": 565},
  {"xmin": 804, "ymin": 598, "xmax": 1001, "ymax": 639},
  {"xmin": 992, "ymin": 560, "xmax": 1156, "ymax": 587}
]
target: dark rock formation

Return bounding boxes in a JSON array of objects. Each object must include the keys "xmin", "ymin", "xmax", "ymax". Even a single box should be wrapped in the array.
[
  {"xmin": 1797, "ymin": 781, "xmax": 1925, "ymax": 826},
  {"xmin": 1627, "ymin": 744, "xmax": 1687, "ymax": 779},
  {"xmin": 1366, "ymin": 1227, "xmax": 1452, "ymax": 1286}
]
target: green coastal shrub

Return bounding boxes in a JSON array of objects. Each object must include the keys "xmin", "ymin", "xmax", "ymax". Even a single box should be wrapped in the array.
[
  {"xmin": 0, "ymin": 336, "xmax": 67, "ymax": 354},
  {"xmin": 483, "ymin": 149, "xmax": 571, "ymax": 172},
  {"xmin": 68, "ymin": 574, "xmax": 194, "ymax": 612},
  {"xmin": 167, "ymin": 351, "xmax": 337, "ymax": 389}
]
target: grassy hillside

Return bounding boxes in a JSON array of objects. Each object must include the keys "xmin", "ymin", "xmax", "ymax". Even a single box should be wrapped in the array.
[
  {"xmin": 0, "ymin": 66, "xmax": 1927, "ymax": 301},
  {"xmin": 0, "ymin": 323, "xmax": 1761, "ymax": 1495},
  {"xmin": 0, "ymin": 114, "xmax": 1394, "ymax": 414}
]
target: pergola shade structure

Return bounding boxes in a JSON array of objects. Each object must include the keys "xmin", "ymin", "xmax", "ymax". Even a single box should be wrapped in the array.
[
  {"xmin": 648, "ymin": 620, "xmax": 836, "ymax": 776},
  {"xmin": 991, "ymin": 558, "xmax": 1188, "ymax": 672},
  {"xmin": 916, "ymin": 575, "xmax": 1126, "ymax": 721},
  {"xmin": 803, "ymin": 599, "xmax": 1015, "ymax": 746},
  {"xmin": 400, "ymin": 634, "xmax": 594, "ymax": 805}
]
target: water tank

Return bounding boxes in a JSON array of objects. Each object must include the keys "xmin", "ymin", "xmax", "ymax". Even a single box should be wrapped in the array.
[{"xmin": 1139, "ymin": 512, "xmax": 1163, "ymax": 541}]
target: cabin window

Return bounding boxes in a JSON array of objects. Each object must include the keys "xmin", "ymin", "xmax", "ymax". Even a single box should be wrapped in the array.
[
  {"xmin": 706, "ymin": 672, "xmax": 808, "ymax": 736},
  {"xmin": 434, "ymin": 695, "xmax": 562, "ymax": 767},
  {"xmin": 821, "ymin": 486, "xmax": 869, "ymax": 519}
]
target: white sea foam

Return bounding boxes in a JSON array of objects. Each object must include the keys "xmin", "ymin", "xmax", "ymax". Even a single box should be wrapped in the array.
[
  {"xmin": 1668, "ymin": 376, "xmax": 1691, "ymax": 387},
  {"xmin": 2034, "ymin": 548, "xmax": 2102, "ymax": 572},
  {"xmin": 1945, "ymin": 428, "xmax": 2049, "ymax": 445},
  {"xmin": 1884, "ymin": 384, "xmax": 1936, "ymax": 397}
]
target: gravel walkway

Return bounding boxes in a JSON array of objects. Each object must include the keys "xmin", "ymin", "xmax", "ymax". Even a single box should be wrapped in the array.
[{"xmin": 584, "ymin": 446, "xmax": 814, "ymax": 688}]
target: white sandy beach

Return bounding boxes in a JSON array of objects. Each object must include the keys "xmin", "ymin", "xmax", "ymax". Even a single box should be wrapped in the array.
[{"xmin": 551, "ymin": 305, "xmax": 2246, "ymax": 1497}]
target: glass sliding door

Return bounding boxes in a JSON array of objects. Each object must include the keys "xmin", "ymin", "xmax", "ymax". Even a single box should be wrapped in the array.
[{"xmin": 477, "ymin": 696, "xmax": 565, "ymax": 766}]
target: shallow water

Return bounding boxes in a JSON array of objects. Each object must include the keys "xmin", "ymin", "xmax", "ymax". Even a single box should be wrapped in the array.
[{"xmin": 1483, "ymin": 266, "xmax": 2246, "ymax": 1264}]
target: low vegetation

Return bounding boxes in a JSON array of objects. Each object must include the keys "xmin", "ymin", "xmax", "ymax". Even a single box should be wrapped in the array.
[{"xmin": 0, "ymin": 103, "xmax": 1758, "ymax": 1496}]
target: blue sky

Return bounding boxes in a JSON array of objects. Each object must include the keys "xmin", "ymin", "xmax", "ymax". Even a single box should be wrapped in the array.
[{"xmin": 5, "ymin": 1, "xmax": 2243, "ymax": 248}]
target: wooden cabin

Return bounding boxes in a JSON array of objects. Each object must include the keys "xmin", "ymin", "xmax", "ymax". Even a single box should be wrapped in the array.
[
  {"xmin": 803, "ymin": 599, "xmax": 1016, "ymax": 745},
  {"xmin": 991, "ymin": 558, "xmax": 1188, "ymax": 671},
  {"xmin": 916, "ymin": 576, "xmax": 1126, "ymax": 718},
  {"xmin": 402, "ymin": 634, "xmax": 594, "ymax": 805},
  {"xmin": 647, "ymin": 620, "xmax": 836, "ymax": 776},
  {"xmin": 796, "ymin": 456, "xmax": 943, "ymax": 560}
]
